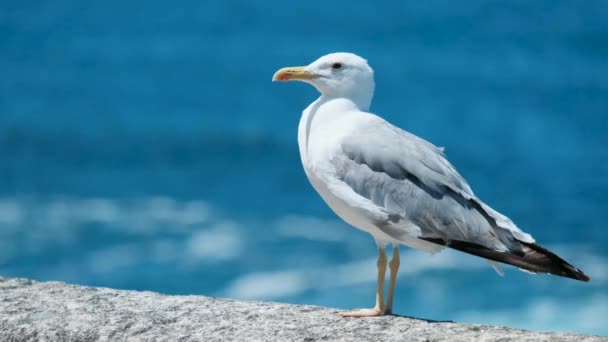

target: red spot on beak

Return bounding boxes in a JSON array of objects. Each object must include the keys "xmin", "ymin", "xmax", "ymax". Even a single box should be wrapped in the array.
[{"xmin": 278, "ymin": 75, "xmax": 290, "ymax": 82}]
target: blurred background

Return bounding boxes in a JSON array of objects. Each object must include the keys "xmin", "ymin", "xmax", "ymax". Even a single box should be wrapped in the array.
[{"xmin": 1, "ymin": 0, "xmax": 607, "ymax": 335}]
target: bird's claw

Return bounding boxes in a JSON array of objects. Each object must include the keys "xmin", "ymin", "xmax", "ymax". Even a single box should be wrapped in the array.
[{"xmin": 340, "ymin": 307, "xmax": 386, "ymax": 317}]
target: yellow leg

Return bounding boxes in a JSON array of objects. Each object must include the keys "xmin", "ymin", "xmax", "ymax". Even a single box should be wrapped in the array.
[
  {"xmin": 386, "ymin": 245, "xmax": 400, "ymax": 314},
  {"xmin": 341, "ymin": 247, "xmax": 387, "ymax": 317}
]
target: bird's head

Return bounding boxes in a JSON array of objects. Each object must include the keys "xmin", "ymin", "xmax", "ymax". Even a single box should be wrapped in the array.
[{"xmin": 273, "ymin": 52, "xmax": 375, "ymax": 110}]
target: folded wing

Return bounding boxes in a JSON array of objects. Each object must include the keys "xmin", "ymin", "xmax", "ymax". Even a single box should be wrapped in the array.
[{"xmin": 332, "ymin": 115, "xmax": 589, "ymax": 281}]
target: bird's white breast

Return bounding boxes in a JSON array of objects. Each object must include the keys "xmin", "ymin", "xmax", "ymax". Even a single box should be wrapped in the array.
[
  {"xmin": 298, "ymin": 98, "xmax": 354, "ymax": 175},
  {"xmin": 297, "ymin": 98, "xmax": 394, "ymax": 244}
]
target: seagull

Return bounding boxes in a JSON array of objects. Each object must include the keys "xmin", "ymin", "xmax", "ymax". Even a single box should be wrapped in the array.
[{"xmin": 272, "ymin": 52, "xmax": 590, "ymax": 317}]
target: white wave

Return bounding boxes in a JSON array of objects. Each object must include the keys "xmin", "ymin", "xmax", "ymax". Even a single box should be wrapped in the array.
[
  {"xmin": 88, "ymin": 244, "xmax": 142, "ymax": 274},
  {"xmin": 0, "ymin": 196, "xmax": 215, "ymax": 265},
  {"xmin": 73, "ymin": 198, "xmax": 123, "ymax": 223},
  {"xmin": 112, "ymin": 197, "xmax": 211, "ymax": 234},
  {"xmin": 0, "ymin": 199, "xmax": 23, "ymax": 227},
  {"xmin": 275, "ymin": 215, "xmax": 351, "ymax": 242},
  {"xmin": 455, "ymin": 294, "xmax": 608, "ymax": 335},
  {"xmin": 82, "ymin": 225, "xmax": 245, "ymax": 274},
  {"xmin": 187, "ymin": 222, "xmax": 244, "ymax": 262},
  {"xmin": 0, "ymin": 196, "xmax": 211, "ymax": 235}
]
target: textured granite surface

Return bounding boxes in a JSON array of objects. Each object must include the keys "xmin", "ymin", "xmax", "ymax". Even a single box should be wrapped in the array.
[{"xmin": 0, "ymin": 277, "xmax": 605, "ymax": 342}]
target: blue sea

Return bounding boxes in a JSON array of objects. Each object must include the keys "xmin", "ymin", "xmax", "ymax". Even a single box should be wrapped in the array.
[{"xmin": 1, "ymin": 0, "xmax": 607, "ymax": 335}]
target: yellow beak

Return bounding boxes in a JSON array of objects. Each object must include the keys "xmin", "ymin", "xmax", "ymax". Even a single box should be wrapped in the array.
[{"xmin": 272, "ymin": 66, "xmax": 316, "ymax": 82}]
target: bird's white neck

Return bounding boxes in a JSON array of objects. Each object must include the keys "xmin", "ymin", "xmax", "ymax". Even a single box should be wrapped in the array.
[
  {"xmin": 316, "ymin": 95, "xmax": 367, "ymax": 112},
  {"xmin": 316, "ymin": 88, "xmax": 374, "ymax": 112},
  {"xmin": 297, "ymin": 95, "xmax": 368, "ymax": 166}
]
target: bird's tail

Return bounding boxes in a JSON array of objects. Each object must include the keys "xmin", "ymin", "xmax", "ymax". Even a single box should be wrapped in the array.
[{"xmin": 422, "ymin": 238, "xmax": 590, "ymax": 282}]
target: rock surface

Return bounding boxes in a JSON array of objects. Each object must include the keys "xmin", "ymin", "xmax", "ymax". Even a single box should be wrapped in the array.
[{"xmin": 0, "ymin": 277, "xmax": 605, "ymax": 342}]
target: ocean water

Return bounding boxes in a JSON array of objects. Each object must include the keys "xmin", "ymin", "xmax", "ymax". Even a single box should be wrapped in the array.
[{"xmin": 1, "ymin": 0, "xmax": 607, "ymax": 335}]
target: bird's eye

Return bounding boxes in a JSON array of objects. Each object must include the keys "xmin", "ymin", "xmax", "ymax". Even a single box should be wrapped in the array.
[{"xmin": 332, "ymin": 62, "xmax": 342, "ymax": 70}]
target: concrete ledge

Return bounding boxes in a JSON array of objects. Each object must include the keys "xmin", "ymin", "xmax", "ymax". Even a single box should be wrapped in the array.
[{"xmin": 0, "ymin": 277, "xmax": 605, "ymax": 342}]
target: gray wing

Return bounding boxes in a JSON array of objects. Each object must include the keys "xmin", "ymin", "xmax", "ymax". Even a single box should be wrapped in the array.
[{"xmin": 334, "ymin": 116, "xmax": 534, "ymax": 253}]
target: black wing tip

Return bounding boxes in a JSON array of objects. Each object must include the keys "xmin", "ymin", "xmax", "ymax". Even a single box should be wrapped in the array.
[
  {"xmin": 572, "ymin": 270, "xmax": 591, "ymax": 282},
  {"xmin": 521, "ymin": 242, "xmax": 591, "ymax": 282},
  {"xmin": 553, "ymin": 262, "xmax": 591, "ymax": 282},
  {"xmin": 423, "ymin": 238, "xmax": 591, "ymax": 282}
]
